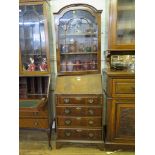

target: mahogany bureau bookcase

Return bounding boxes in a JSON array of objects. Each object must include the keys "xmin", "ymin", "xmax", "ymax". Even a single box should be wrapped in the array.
[{"xmin": 53, "ymin": 4, "xmax": 104, "ymax": 149}]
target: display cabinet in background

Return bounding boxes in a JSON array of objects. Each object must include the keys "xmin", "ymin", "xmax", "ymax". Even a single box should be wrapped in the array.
[
  {"xmin": 105, "ymin": 0, "xmax": 135, "ymax": 150},
  {"xmin": 19, "ymin": 0, "xmax": 51, "ymax": 75},
  {"xmin": 108, "ymin": 0, "xmax": 135, "ymax": 50},
  {"xmin": 19, "ymin": 0, "xmax": 53, "ymax": 149},
  {"xmin": 54, "ymin": 4, "xmax": 102, "ymax": 75},
  {"xmin": 103, "ymin": 69, "xmax": 135, "ymax": 150}
]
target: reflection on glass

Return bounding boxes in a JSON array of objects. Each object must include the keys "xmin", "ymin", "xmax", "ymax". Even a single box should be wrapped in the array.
[
  {"xmin": 58, "ymin": 10, "xmax": 98, "ymax": 72},
  {"xmin": 19, "ymin": 4, "xmax": 47, "ymax": 72},
  {"xmin": 116, "ymin": 0, "xmax": 135, "ymax": 44}
]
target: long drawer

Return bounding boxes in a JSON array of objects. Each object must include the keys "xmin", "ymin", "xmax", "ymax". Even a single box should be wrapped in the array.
[
  {"xmin": 19, "ymin": 110, "xmax": 48, "ymax": 118},
  {"xmin": 57, "ymin": 128, "xmax": 102, "ymax": 140},
  {"xmin": 57, "ymin": 116, "xmax": 102, "ymax": 127},
  {"xmin": 19, "ymin": 118, "xmax": 49, "ymax": 129},
  {"xmin": 56, "ymin": 95, "xmax": 102, "ymax": 105},
  {"xmin": 56, "ymin": 106, "xmax": 102, "ymax": 116},
  {"xmin": 110, "ymin": 78, "xmax": 135, "ymax": 97}
]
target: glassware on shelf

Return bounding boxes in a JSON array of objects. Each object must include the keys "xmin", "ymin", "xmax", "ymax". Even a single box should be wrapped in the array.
[
  {"xmin": 79, "ymin": 43, "xmax": 85, "ymax": 52},
  {"xmin": 68, "ymin": 41, "xmax": 77, "ymax": 53},
  {"xmin": 60, "ymin": 60, "xmax": 67, "ymax": 72},
  {"xmin": 83, "ymin": 61, "xmax": 89, "ymax": 70},
  {"xmin": 90, "ymin": 60, "xmax": 97, "ymax": 70},
  {"xmin": 60, "ymin": 44, "xmax": 67, "ymax": 53},
  {"xmin": 74, "ymin": 60, "xmax": 81, "ymax": 71},
  {"xmin": 92, "ymin": 44, "xmax": 97, "ymax": 52},
  {"xmin": 66, "ymin": 60, "xmax": 74, "ymax": 71}
]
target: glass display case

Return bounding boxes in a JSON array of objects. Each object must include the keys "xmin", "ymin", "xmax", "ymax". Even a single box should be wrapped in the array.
[
  {"xmin": 19, "ymin": 0, "xmax": 52, "ymax": 148},
  {"xmin": 108, "ymin": 0, "xmax": 135, "ymax": 50},
  {"xmin": 19, "ymin": 1, "xmax": 50, "ymax": 75},
  {"xmin": 54, "ymin": 4, "xmax": 102, "ymax": 75}
]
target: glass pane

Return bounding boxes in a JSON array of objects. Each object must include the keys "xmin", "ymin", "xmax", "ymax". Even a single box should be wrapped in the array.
[
  {"xmin": 19, "ymin": 4, "xmax": 48, "ymax": 72},
  {"xmin": 58, "ymin": 10, "xmax": 98, "ymax": 72},
  {"xmin": 116, "ymin": 0, "xmax": 135, "ymax": 44}
]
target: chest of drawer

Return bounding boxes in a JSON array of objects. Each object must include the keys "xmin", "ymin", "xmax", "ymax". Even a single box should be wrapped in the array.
[
  {"xmin": 57, "ymin": 128, "xmax": 102, "ymax": 140},
  {"xmin": 57, "ymin": 116, "xmax": 102, "ymax": 127},
  {"xmin": 19, "ymin": 118, "xmax": 49, "ymax": 129},
  {"xmin": 56, "ymin": 95, "xmax": 102, "ymax": 105},
  {"xmin": 56, "ymin": 106, "xmax": 102, "ymax": 116},
  {"xmin": 110, "ymin": 78, "xmax": 135, "ymax": 97}
]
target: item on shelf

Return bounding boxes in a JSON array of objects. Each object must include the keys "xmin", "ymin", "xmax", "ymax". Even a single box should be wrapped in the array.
[
  {"xmin": 27, "ymin": 57, "xmax": 36, "ymax": 71},
  {"xmin": 85, "ymin": 46, "xmax": 91, "ymax": 52},
  {"xmin": 40, "ymin": 57, "xmax": 48, "ymax": 71},
  {"xmin": 74, "ymin": 60, "xmax": 81, "ymax": 71},
  {"xmin": 60, "ymin": 44, "xmax": 66, "ymax": 53},
  {"xmin": 86, "ymin": 28, "xmax": 93, "ymax": 34},
  {"xmin": 83, "ymin": 61, "xmax": 89, "ymax": 70},
  {"xmin": 110, "ymin": 55, "xmax": 135, "ymax": 70},
  {"xmin": 68, "ymin": 41, "xmax": 77, "ymax": 53},
  {"xmin": 90, "ymin": 60, "xmax": 96, "ymax": 70},
  {"xmin": 66, "ymin": 60, "xmax": 74, "ymax": 71},
  {"xmin": 92, "ymin": 44, "xmax": 97, "ymax": 52},
  {"xmin": 61, "ymin": 61, "xmax": 67, "ymax": 72},
  {"xmin": 79, "ymin": 43, "xmax": 85, "ymax": 52}
]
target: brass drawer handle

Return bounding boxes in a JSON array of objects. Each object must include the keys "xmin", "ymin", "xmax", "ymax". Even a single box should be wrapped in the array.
[
  {"xmin": 76, "ymin": 117, "xmax": 81, "ymax": 120},
  {"xmin": 88, "ymin": 120, "xmax": 94, "ymax": 125},
  {"xmin": 33, "ymin": 112, "xmax": 39, "ymax": 116},
  {"xmin": 64, "ymin": 108, "xmax": 71, "ymax": 114},
  {"xmin": 65, "ymin": 120, "xmax": 72, "ymax": 125},
  {"xmin": 88, "ymin": 133, "xmax": 94, "ymax": 138},
  {"xmin": 64, "ymin": 98, "xmax": 70, "ymax": 104},
  {"xmin": 88, "ymin": 109, "xmax": 94, "ymax": 115},
  {"xmin": 65, "ymin": 132, "xmax": 71, "ymax": 137},
  {"xmin": 76, "ymin": 107, "xmax": 82, "ymax": 110},
  {"xmin": 76, "ymin": 129, "xmax": 82, "ymax": 132},
  {"xmin": 34, "ymin": 121, "xmax": 38, "ymax": 126},
  {"xmin": 88, "ymin": 98, "xmax": 94, "ymax": 104},
  {"xmin": 75, "ymin": 97, "xmax": 82, "ymax": 100}
]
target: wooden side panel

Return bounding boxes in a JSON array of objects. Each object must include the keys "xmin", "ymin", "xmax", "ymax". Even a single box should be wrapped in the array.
[{"xmin": 107, "ymin": 99, "xmax": 135, "ymax": 143}]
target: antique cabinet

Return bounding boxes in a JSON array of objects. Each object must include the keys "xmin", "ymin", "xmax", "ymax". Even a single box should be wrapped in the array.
[
  {"xmin": 19, "ymin": 0, "xmax": 53, "ymax": 148},
  {"xmin": 54, "ymin": 4, "xmax": 102, "ymax": 75},
  {"xmin": 108, "ymin": 0, "xmax": 135, "ymax": 50},
  {"xmin": 55, "ymin": 74, "xmax": 104, "ymax": 149},
  {"xmin": 103, "ymin": 69, "xmax": 135, "ymax": 150}
]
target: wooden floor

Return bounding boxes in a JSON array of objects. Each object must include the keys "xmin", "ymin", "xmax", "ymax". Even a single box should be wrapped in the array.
[{"xmin": 19, "ymin": 130, "xmax": 135, "ymax": 155}]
